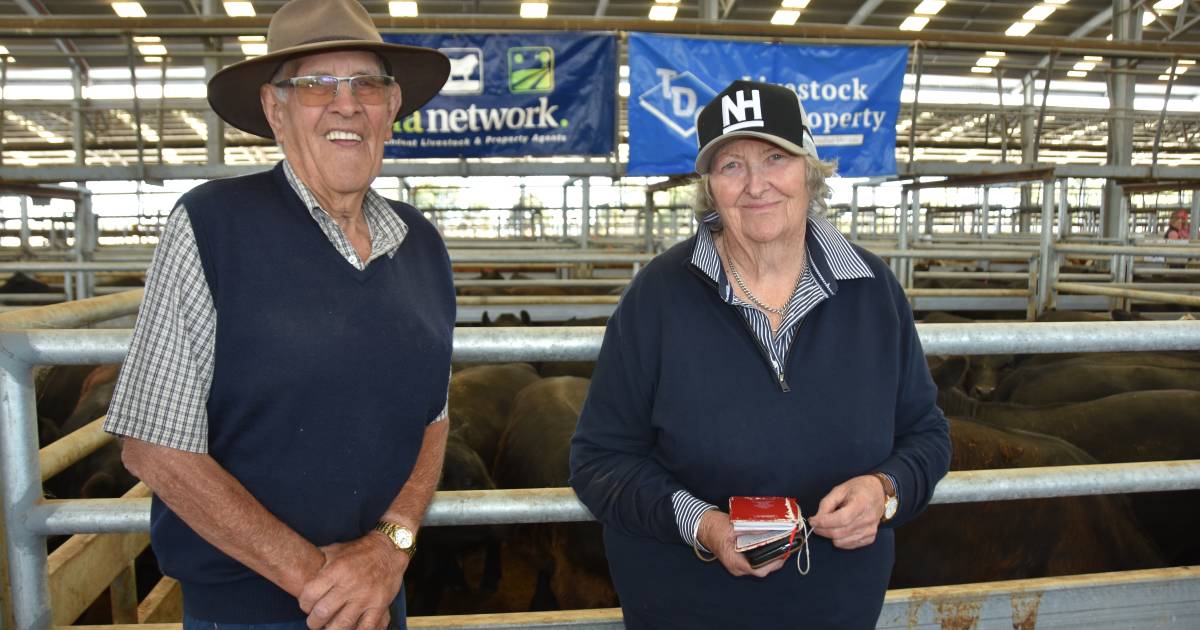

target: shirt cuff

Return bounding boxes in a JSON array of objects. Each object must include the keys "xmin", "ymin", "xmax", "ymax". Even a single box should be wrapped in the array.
[
  {"xmin": 881, "ymin": 472, "xmax": 900, "ymax": 507},
  {"xmin": 671, "ymin": 490, "xmax": 718, "ymax": 551}
]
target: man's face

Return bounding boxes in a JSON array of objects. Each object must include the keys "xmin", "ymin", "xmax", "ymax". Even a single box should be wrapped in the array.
[{"xmin": 260, "ymin": 50, "xmax": 402, "ymax": 201}]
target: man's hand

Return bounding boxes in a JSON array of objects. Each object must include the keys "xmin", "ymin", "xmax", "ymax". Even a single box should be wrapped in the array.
[
  {"xmin": 809, "ymin": 475, "xmax": 885, "ymax": 550},
  {"xmin": 299, "ymin": 532, "xmax": 407, "ymax": 630},
  {"xmin": 695, "ymin": 510, "xmax": 788, "ymax": 578}
]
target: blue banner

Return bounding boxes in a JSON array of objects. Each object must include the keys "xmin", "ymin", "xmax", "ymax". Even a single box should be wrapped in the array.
[
  {"xmin": 627, "ymin": 33, "xmax": 907, "ymax": 177},
  {"xmin": 383, "ymin": 33, "xmax": 616, "ymax": 158}
]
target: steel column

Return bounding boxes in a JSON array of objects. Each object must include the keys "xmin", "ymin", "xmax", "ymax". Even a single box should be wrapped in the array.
[
  {"xmin": 0, "ymin": 352, "xmax": 49, "ymax": 630},
  {"xmin": 1037, "ymin": 178, "xmax": 1056, "ymax": 312}
]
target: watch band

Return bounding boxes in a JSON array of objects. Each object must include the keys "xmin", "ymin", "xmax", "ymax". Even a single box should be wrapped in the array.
[
  {"xmin": 374, "ymin": 521, "xmax": 416, "ymax": 556},
  {"xmin": 872, "ymin": 472, "xmax": 899, "ymax": 522}
]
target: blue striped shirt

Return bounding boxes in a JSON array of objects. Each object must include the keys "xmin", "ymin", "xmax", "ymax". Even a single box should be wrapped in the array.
[{"xmin": 671, "ymin": 213, "xmax": 886, "ymax": 549}]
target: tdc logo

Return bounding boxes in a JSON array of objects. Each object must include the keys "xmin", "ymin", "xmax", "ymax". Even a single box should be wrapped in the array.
[{"xmin": 638, "ymin": 69, "xmax": 716, "ymax": 138}]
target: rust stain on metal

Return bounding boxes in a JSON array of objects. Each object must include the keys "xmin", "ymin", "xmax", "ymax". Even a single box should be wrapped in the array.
[
  {"xmin": 1010, "ymin": 591, "xmax": 1043, "ymax": 630},
  {"xmin": 934, "ymin": 600, "xmax": 982, "ymax": 630}
]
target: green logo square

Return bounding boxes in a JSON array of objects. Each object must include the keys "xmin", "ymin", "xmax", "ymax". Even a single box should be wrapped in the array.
[{"xmin": 508, "ymin": 46, "xmax": 555, "ymax": 93}]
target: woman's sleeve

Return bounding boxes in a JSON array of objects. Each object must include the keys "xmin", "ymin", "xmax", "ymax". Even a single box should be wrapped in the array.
[
  {"xmin": 569, "ymin": 280, "xmax": 695, "ymax": 544},
  {"xmin": 874, "ymin": 275, "xmax": 953, "ymax": 527}
]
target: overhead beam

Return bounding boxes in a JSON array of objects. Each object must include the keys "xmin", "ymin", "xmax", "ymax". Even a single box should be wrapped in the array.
[
  {"xmin": 0, "ymin": 16, "xmax": 1194, "ymax": 59},
  {"xmin": 11, "ymin": 0, "xmax": 90, "ymax": 81},
  {"xmin": 3, "ymin": 162, "xmax": 1200, "ymax": 183}
]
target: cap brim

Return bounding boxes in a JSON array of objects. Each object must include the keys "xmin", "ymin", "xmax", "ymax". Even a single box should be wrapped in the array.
[
  {"xmin": 207, "ymin": 41, "xmax": 450, "ymax": 139},
  {"xmin": 694, "ymin": 131, "xmax": 811, "ymax": 175}
]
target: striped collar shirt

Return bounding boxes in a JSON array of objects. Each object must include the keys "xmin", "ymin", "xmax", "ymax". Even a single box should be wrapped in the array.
[
  {"xmin": 672, "ymin": 212, "xmax": 874, "ymax": 550},
  {"xmin": 690, "ymin": 211, "xmax": 874, "ymax": 370}
]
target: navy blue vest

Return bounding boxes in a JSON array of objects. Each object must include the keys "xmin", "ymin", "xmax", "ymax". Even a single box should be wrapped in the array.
[{"xmin": 149, "ymin": 163, "xmax": 454, "ymax": 622}]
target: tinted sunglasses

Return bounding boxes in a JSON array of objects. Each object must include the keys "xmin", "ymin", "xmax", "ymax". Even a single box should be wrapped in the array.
[{"xmin": 272, "ymin": 74, "xmax": 396, "ymax": 107}]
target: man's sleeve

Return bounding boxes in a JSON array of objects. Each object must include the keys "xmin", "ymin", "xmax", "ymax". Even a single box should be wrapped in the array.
[{"xmin": 103, "ymin": 205, "xmax": 216, "ymax": 453}]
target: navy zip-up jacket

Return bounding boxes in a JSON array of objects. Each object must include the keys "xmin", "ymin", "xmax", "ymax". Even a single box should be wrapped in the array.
[{"xmin": 569, "ymin": 234, "xmax": 950, "ymax": 629}]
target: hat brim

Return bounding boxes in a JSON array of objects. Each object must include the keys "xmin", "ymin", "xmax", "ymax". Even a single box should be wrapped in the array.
[
  {"xmin": 207, "ymin": 40, "xmax": 450, "ymax": 139},
  {"xmin": 694, "ymin": 131, "xmax": 812, "ymax": 175}
]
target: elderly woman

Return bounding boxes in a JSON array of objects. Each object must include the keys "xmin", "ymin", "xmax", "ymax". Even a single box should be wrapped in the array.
[{"xmin": 569, "ymin": 80, "xmax": 951, "ymax": 629}]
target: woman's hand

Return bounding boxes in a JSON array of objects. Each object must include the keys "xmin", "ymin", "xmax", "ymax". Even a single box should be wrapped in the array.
[
  {"xmin": 696, "ymin": 510, "xmax": 788, "ymax": 578},
  {"xmin": 809, "ymin": 475, "xmax": 886, "ymax": 549}
]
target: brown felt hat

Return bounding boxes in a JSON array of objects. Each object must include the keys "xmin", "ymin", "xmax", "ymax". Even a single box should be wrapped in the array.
[{"xmin": 207, "ymin": 0, "xmax": 449, "ymax": 139}]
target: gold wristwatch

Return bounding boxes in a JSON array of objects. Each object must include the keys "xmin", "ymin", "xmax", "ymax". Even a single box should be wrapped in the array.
[
  {"xmin": 873, "ymin": 473, "xmax": 899, "ymax": 522},
  {"xmin": 373, "ymin": 521, "xmax": 416, "ymax": 557}
]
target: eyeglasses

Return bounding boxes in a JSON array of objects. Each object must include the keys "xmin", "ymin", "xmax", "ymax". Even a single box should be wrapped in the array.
[{"xmin": 272, "ymin": 74, "xmax": 396, "ymax": 107}]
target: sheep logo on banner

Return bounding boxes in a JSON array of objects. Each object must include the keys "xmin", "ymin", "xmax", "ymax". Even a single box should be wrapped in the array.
[
  {"xmin": 637, "ymin": 69, "xmax": 717, "ymax": 139},
  {"xmin": 440, "ymin": 47, "xmax": 484, "ymax": 95}
]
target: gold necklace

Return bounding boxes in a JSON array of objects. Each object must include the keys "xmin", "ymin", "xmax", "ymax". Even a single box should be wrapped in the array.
[{"xmin": 726, "ymin": 254, "xmax": 802, "ymax": 316}]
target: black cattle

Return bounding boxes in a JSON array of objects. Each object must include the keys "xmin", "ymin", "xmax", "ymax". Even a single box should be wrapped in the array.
[
  {"xmin": 493, "ymin": 376, "xmax": 616, "ymax": 611},
  {"xmin": 447, "ymin": 363, "xmax": 541, "ymax": 472},
  {"xmin": 406, "ymin": 434, "xmax": 502, "ymax": 615},
  {"xmin": 990, "ymin": 360, "xmax": 1200, "ymax": 405},
  {"xmin": 935, "ymin": 376, "xmax": 1200, "ymax": 566},
  {"xmin": 892, "ymin": 418, "xmax": 1164, "ymax": 587}
]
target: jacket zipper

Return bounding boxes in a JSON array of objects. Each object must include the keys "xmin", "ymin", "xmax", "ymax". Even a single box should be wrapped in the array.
[{"xmin": 688, "ymin": 264, "xmax": 793, "ymax": 393}]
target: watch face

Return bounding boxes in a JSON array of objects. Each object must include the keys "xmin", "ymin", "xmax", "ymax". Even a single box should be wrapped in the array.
[
  {"xmin": 884, "ymin": 497, "xmax": 898, "ymax": 520},
  {"xmin": 395, "ymin": 527, "xmax": 414, "ymax": 549}
]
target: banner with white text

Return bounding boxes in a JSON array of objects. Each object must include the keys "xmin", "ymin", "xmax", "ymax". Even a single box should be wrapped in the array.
[
  {"xmin": 627, "ymin": 33, "xmax": 907, "ymax": 177},
  {"xmin": 383, "ymin": 33, "xmax": 616, "ymax": 158}
]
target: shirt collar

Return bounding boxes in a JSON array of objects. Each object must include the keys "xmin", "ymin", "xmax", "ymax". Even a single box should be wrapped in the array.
[
  {"xmin": 280, "ymin": 159, "xmax": 408, "ymax": 258},
  {"xmin": 690, "ymin": 212, "xmax": 873, "ymax": 291}
]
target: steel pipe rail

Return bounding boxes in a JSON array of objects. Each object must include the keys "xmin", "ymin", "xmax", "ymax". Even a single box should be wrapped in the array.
[
  {"xmin": 0, "ymin": 262, "xmax": 148, "ymax": 273},
  {"xmin": 449, "ymin": 252, "xmax": 651, "ymax": 264},
  {"xmin": 4, "ymin": 321, "xmax": 1200, "ymax": 367},
  {"xmin": 1054, "ymin": 243, "xmax": 1200, "ymax": 257},
  {"xmin": 55, "ymin": 568, "xmax": 1200, "ymax": 630},
  {"xmin": 870, "ymin": 249, "xmax": 1038, "ymax": 260},
  {"xmin": 457, "ymin": 296, "xmax": 620, "ymax": 306},
  {"xmin": 0, "ymin": 289, "xmax": 142, "ymax": 330},
  {"xmin": 25, "ymin": 460, "xmax": 1200, "ymax": 535},
  {"xmin": 905, "ymin": 289, "xmax": 1029, "ymax": 298},
  {"xmin": 453, "ymin": 279, "xmax": 628, "ymax": 288},
  {"xmin": 1055, "ymin": 282, "xmax": 1200, "ymax": 308}
]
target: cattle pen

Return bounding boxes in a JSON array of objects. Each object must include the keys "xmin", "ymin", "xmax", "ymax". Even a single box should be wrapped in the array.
[{"xmin": 1, "ymin": 294, "xmax": 1198, "ymax": 629}]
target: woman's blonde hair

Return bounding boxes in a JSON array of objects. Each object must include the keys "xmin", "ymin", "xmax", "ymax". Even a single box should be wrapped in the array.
[{"xmin": 693, "ymin": 153, "xmax": 836, "ymax": 228}]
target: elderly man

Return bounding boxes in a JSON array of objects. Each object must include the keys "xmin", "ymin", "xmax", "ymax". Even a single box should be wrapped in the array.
[{"xmin": 103, "ymin": 1, "xmax": 452, "ymax": 628}]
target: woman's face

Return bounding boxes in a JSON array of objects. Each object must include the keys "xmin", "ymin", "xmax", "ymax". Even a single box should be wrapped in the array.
[{"xmin": 708, "ymin": 138, "xmax": 809, "ymax": 246}]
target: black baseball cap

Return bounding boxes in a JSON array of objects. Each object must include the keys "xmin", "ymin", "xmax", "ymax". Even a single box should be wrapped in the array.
[{"xmin": 694, "ymin": 79, "xmax": 818, "ymax": 174}]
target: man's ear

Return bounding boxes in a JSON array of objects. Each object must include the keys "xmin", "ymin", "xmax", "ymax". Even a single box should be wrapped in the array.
[
  {"xmin": 389, "ymin": 83, "xmax": 404, "ymax": 121},
  {"xmin": 261, "ymin": 83, "xmax": 285, "ymax": 139}
]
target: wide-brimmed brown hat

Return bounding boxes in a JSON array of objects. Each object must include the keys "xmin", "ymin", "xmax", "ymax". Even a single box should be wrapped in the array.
[{"xmin": 207, "ymin": 0, "xmax": 449, "ymax": 139}]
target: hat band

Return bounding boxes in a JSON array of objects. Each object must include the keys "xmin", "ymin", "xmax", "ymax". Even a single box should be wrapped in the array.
[{"xmin": 291, "ymin": 34, "xmax": 378, "ymax": 48}]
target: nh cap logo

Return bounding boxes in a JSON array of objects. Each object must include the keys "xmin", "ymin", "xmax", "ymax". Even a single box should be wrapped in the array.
[{"xmin": 721, "ymin": 89, "xmax": 764, "ymax": 133}]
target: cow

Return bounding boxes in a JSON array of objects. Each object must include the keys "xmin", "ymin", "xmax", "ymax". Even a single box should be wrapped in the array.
[
  {"xmin": 921, "ymin": 312, "xmax": 1014, "ymax": 398},
  {"xmin": 935, "ymin": 376, "xmax": 1200, "ymax": 566},
  {"xmin": 989, "ymin": 360, "xmax": 1200, "ymax": 405},
  {"xmin": 406, "ymin": 433, "xmax": 503, "ymax": 615},
  {"xmin": 892, "ymin": 418, "xmax": 1164, "ymax": 587},
  {"xmin": 492, "ymin": 376, "xmax": 617, "ymax": 611},
  {"xmin": 448, "ymin": 363, "xmax": 541, "ymax": 469}
]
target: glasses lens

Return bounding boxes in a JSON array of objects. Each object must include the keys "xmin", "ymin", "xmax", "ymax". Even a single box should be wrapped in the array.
[
  {"xmin": 350, "ymin": 76, "xmax": 392, "ymax": 105},
  {"xmin": 292, "ymin": 76, "xmax": 339, "ymax": 106}
]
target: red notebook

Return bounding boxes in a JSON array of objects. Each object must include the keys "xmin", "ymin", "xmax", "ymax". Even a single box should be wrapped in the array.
[{"xmin": 728, "ymin": 496, "xmax": 802, "ymax": 553}]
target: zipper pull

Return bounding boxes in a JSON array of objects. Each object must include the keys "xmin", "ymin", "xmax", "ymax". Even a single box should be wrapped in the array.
[{"xmin": 772, "ymin": 360, "xmax": 791, "ymax": 392}]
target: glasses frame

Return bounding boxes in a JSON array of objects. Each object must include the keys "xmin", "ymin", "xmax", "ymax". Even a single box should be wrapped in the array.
[{"xmin": 272, "ymin": 74, "xmax": 397, "ymax": 106}]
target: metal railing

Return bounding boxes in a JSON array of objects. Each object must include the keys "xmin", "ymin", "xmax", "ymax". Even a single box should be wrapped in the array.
[{"xmin": 5, "ymin": 320, "xmax": 1200, "ymax": 628}]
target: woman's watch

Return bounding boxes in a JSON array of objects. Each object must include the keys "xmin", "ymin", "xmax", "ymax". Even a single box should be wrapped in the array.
[
  {"xmin": 374, "ymin": 521, "xmax": 417, "ymax": 557},
  {"xmin": 872, "ymin": 473, "xmax": 899, "ymax": 522}
]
